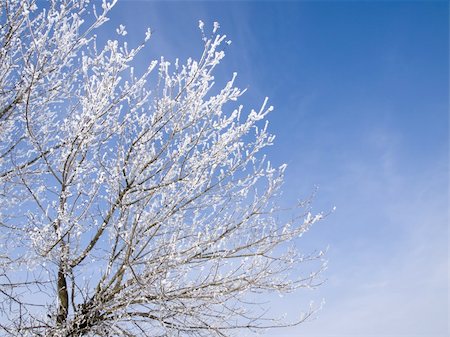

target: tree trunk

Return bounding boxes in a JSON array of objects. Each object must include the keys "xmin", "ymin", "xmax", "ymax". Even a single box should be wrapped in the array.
[{"xmin": 56, "ymin": 268, "xmax": 69, "ymax": 325}]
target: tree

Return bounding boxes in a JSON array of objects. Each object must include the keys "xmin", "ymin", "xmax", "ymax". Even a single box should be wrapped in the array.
[{"xmin": 0, "ymin": 1, "xmax": 325, "ymax": 336}]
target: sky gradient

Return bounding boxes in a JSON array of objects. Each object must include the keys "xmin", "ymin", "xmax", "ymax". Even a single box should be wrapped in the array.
[{"xmin": 106, "ymin": 1, "xmax": 448, "ymax": 336}]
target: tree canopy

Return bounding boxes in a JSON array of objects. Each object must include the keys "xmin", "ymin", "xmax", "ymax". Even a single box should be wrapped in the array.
[{"xmin": 0, "ymin": 1, "xmax": 325, "ymax": 336}]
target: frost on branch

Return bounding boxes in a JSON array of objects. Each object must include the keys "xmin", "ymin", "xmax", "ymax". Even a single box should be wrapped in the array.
[{"xmin": 0, "ymin": 1, "xmax": 326, "ymax": 336}]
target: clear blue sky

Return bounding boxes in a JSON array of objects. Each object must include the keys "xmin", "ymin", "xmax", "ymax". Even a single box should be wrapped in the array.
[{"xmin": 106, "ymin": 1, "xmax": 448, "ymax": 336}]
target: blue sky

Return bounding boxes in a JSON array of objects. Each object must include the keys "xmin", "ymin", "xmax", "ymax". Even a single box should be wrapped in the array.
[{"xmin": 107, "ymin": 1, "xmax": 448, "ymax": 336}]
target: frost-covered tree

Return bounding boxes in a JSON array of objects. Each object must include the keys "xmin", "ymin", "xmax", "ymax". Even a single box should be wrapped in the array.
[{"xmin": 0, "ymin": 1, "xmax": 325, "ymax": 336}]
